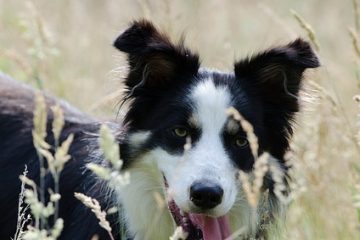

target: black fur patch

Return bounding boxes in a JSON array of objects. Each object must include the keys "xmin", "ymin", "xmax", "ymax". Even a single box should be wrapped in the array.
[{"xmin": 234, "ymin": 38, "xmax": 320, "ymax": 161}]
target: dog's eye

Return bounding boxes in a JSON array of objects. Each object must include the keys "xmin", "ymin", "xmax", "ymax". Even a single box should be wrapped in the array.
[
  {"xmin": 173, "ymin": 127, "xmax": 188, "ymax": 138},
  {"xmin": 235, "ymin": 137, "xmax": 248, "ymax": 148}
]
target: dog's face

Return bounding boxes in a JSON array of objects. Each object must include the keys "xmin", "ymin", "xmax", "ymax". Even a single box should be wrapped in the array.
[
  {"xmin": 129, "ymin": 73, "xmax": 256, "ymax": 218},
  {"xmin": 114, "ymin": 20, "xmax": 319, "ymax": 238}
]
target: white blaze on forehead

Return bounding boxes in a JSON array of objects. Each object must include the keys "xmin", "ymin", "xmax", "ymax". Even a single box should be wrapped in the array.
[{"xmin": 191, "ymin": 79, "xmax": 231, "ymax": 134}]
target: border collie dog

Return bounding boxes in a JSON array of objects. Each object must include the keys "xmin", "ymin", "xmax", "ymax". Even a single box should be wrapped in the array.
[{"xmin": 0, "ymin": 20, "xmax": 319, "ymax": 240}]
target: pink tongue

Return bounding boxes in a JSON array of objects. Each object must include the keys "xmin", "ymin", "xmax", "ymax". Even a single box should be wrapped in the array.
[{"xmin": 188, "ymin": 214, "xmax": 231, "ymax": 240}]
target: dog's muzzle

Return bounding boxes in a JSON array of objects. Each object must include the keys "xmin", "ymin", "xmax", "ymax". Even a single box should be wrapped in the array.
[{"xmin": 164, "ymin": 176, "xmax": 231, "ymax": 240}]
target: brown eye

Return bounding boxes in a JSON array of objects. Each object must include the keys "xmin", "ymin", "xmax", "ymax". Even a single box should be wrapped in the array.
[
  {"xmin": 235, "ymin": 137, "xmax": 248, "ymax": 148},
  {"xmin": 174, "ymin": 127, "xmax": 188, "ymax": 137}
]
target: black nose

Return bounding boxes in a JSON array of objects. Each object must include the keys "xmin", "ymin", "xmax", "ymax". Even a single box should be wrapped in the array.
[{"xmin": 190, "ymin": 182, "xmax": 224, "ymax": 209}]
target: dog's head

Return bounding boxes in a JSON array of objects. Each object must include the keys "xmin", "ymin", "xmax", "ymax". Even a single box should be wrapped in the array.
[{"xmin": 114, "ymin": 20, "xmax": 319, "ymax": 238}]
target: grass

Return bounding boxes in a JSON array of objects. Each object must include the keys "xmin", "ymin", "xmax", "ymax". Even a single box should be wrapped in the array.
[{"xmin": 1, "ymin": 0, "xmax": 360, "ymax": 239}]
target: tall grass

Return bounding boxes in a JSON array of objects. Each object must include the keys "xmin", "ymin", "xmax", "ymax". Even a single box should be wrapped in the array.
[{"xmin": 15, "ymin": 93, "xmax": 68, "ymax": 240}]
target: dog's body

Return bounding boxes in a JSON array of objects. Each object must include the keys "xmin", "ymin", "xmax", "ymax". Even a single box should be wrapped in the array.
[
  {"xmin": 0, "ymin": 20, "xmax": 319, "ymax": 240},
  {"xmin": 0, "ymin": 71, "xmax": 122, "ymax": 239}
]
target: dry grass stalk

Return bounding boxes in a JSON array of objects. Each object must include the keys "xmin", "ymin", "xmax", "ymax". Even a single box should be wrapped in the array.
[
  {"xmin": 74, "ymin": 193, "xmax": 114, "ymax": 240},
  {"xmin": 32, "ymin": 93, "xmax": 48, "ymax": 149},
  {"xmin": 354, "ymin": 95, "xmax": 360, "ymax": 147},
  {"xmin": 99, "ymin": 124, "xmax": 122, "ymax": 170},
  {"xmin": 268, "ymin": 162, "xmax": 288, "ymax": 204},
  {"xmin": 226, "ymin": 107, "xmax": 272, "ymax": 209},
  {"xmin": 31, "ymin": 93, "xmax": 48, "ymax": 228},
  {"xmin": 20, "ymin": 0, "xmax": 59, "ymax": 89},
  {"xmin": 353, "ymin": 95, "xmax": 360, "ymax": 223},
  {"xmin": 353, "ymin": 0, "xmax": 360, "ymax": 32},
  {"xmin": 354, "ymin": 183, "xmax": 360, "ymax": 221},
  {"xmin": 226, "ymin": 107, "xmax": 258, "ymax": 158},
  {"xmin": 52, "ymin": 134, "xmax": 74, "ymax": 174},
  {"xmin": 87, "ymin": 124, "xmax": 129, "ymax": 187},
  {"xmin": 19, "ymin": 174, "xmax": 64, "ymax": 240},
  {"xmin": 13, "ymin": 165, "xmax": 32, "ymax": 240},
  {"xmin": 349, "ymin": 28, "xmax": 360, "ymax": 59},
  {"xmin": 15, "ymin": 92, "xmax": 73, "ymax": 239},
  {"xmin": 238, "ymin": 153, "xmax": 269, "ymax": 208},
  {"xmin": 51, "ymin": 105, "xmax": 64, "ymax": 147},
  {"xmin": 22, "ymin": 218, "xmax": 63, "ymax": 240},
  {"xmin": 81, "ymin": 125, "xmax": 133, "ymax": 239},
  {"xmin": 307, "ymin": 80, "xmax": 337, "ymax": 107},
  {"xmin": 35, "ymin": 99, "xmax": 72, "ymax": 221},
  {"xmin": 291, "ymin": 9, "xmax": 320, "ymax": 51}
]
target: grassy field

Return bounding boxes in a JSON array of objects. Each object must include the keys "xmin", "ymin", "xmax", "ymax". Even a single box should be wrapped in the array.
[{"xmin": 1, "ymin": 0, "xmax": 360, "ymax": 239}]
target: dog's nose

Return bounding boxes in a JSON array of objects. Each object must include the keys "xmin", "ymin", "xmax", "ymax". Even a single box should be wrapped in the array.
[{"xmin": 190, "ymin": 182, "xmax": 223, "ymax": 209}]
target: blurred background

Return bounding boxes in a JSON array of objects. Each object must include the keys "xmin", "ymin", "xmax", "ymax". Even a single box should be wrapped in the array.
[{"xmin": 0, "ymin": 0, "xmax": 359, "ymax": 239}]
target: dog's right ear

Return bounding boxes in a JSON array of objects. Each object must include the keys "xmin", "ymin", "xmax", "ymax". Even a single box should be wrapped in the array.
[{"xmin": 114, "ymin": 20, "xmax": 200, "ymax": 90}]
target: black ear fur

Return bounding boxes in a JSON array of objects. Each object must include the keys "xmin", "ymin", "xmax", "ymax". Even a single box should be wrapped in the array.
[
  {"xmin": 114, "ymin": 20, "xmax": 200, "ymax": 89},
  {"xmin": 234, "ymin": 38, "xmax": 319, "ymax": 100},
  {"xmin": 114, "ymin": 20, "xmax": 170, "ymax": 55},
  {"xmin": 234, "ymin": 39, "xmax": 320, "ymax": 158}
]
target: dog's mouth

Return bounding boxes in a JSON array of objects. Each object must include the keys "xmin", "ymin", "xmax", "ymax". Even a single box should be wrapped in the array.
[
  {"xmin": 168, "ymin": 200, "xmax": 231, "ymax": 240},
  {"xmin": 164, "ymin": 177, "xmax": 231, "ymax": 240}
]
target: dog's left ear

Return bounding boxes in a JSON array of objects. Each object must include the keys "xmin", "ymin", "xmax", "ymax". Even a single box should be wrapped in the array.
[
  {"xmin": 113, "ymin": 20, "xmax": 200, "ymax": 90},
  {"xmin": 234, "ymin": 38, "xmax": 320, "ymax": 106},
  {"xmin": 234, "ymin": 39, "xmax": 320, "ymax": 157}
]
